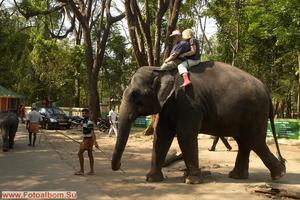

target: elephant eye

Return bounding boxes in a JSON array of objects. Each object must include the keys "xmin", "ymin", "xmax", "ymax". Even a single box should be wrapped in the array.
[
  {"xmin": 131, "ymin": 89, "xmax": 140, "ymax": 100},
  {"xmin": 135, "ymin": 100, "xmax": 142, "ymax": 106},
  {"xmin": 129, "ymin": 90, "xmax": 141, "ymax": 105}
]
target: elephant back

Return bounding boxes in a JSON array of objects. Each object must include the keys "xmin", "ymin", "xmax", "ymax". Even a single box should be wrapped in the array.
[
  {"xmin": 188, "ymin": 61, "xmax": 266, "ymax": 91},
  {"xmin": 0, "ymin": 112, "xmax": 19, "ymax": 129}
]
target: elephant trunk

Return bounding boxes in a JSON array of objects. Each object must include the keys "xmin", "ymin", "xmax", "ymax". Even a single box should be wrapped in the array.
[{"xmin": 111, "ymin": 101, "xmax": 135, "ymax": 171}]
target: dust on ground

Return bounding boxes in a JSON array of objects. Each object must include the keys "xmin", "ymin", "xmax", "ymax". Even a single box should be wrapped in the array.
[
  {"xmin": 1, "ymin": 124, "xmax": 300, "ymax": 200},
  {"xmin": 44, "ymin": 126, "xmax": 300, "ymax": 200}
]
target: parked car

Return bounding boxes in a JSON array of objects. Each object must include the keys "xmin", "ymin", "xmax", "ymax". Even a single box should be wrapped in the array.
[{"xmin": 38, "ymin": 107, "xmax": 71, "ymax": 130}]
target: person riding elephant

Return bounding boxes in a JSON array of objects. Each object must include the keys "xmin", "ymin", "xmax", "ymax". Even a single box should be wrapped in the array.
[
  {"xmin": 111, "ymin": 61, "xmax": 286, "ymax": 184},
  {"xmin": 161, "ymin": 30, "xmax": 190, "ymax": 86},
  {"xmin": 177, "ymin": 28, "xmax": 201, "ymax": 87},
  {"xmin": 0, "ymin": 112, "xmax": 19, "ymax": 152}
]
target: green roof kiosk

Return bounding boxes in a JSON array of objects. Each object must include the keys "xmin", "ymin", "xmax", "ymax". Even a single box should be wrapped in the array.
[{"xmin": 0, "ymin": 85, "xmax": 24, "ymax": 114}]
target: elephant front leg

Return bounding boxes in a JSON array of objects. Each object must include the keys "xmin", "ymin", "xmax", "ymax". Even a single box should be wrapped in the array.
[
  {"xmin": 146, "ymin": 120, "xmax": 175, "ymax": 182},
  {"xmin": 177, "ymin": 132, "xmax": 203, "ymax": 184}
]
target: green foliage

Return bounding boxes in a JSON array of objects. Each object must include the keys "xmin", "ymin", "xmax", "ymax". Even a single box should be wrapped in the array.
[
  {"xmin": 207, "ymin": 0, "xmax": 300, "ymax": 116},
  {"xmin": 1, "ymin": 0, "xmax": 299, "ymax": 116},
  {"xmin": 20, "ymin": 0, "xmax": 45, "ymax": 11},
  {"xmin": 0, "ymin": 6, "xmax": 32, "ymax": 89},
  {"xmin": 100, "ymin": 26, "xmax": 137, "ymax": 102}
]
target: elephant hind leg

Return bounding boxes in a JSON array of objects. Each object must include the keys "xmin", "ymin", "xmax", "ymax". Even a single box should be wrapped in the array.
[
  {"xmin": 252, "ymin": 142, "xmax": 286, "ymax": 180},
  {"xmin": 8, "ymin": 127, "xmax": 16, "ymax": 149},
  {"xmin": 229, "ymin": 136, "xmax": 250, "ymax": 179},
  {"xmin": 8, "ymin": 137, "xmax": 14, "ymax": 149},
  {"xmin": 2, "ymin": 130, "xmax": 10, "ymax": 151}
]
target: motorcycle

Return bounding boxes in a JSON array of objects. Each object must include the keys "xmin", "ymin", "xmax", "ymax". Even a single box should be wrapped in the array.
[
  {"xmin": 69, "ymin": 116, "xmax": 84, "ymax": 128},
  {"xmin": 97, "ymin": 118, "xmax": 110, "ymax": 133}
]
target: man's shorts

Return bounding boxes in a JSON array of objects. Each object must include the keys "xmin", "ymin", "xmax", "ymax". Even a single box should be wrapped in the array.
[
  {"xmin": 80, "ymin": 137, "xmax": 94, "ymax": 150},
  {"xmin": 29, "ymin": 122, "xmax": 40, "ymax": 134}
]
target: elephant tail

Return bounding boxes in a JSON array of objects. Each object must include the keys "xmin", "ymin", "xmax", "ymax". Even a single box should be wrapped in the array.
[{"xmin": 269, "ymin": 98, "xmax": 286, "ymax": 166}]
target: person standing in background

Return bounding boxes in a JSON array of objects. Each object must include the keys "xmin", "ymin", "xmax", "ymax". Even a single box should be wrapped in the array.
[
  {"xmin": 208, "ymin": 136, "xmax": 232, "ymax": 151},
  {"xmin": 19, "ymin": 105, "xmax": 26, "ymax": 123},
  {"xmin": 108, "ymin": 107, "xmax": 118, "ymax": 137},
  {"xmin": 26, "ymin": 104, "xmax": 42, "ymax": 147}
]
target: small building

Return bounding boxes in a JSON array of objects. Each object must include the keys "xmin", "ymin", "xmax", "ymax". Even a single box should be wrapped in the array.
[{"xmin": 0, "ymin": 85, "xmax": 24, "ymax": 113}]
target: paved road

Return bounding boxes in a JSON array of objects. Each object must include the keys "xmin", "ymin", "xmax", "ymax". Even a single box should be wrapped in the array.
[{"xmin": 0, "ymin": 123, "xmax": 114, "ymax": 200}]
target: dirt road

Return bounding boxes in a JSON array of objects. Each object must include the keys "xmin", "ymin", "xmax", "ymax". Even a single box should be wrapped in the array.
[{"xmin": 1, "ymin": 124, "xmax": 300, "ymax": 200}]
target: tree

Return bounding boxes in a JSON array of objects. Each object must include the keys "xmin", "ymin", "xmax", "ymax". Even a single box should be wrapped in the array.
[
  {"xmin": 100, "ymin": 25, "xmax": 138, "ymax": 107},
  {"xmin": 124, "ymin": 0, "xmax": 182, "ymax": 67},
  {"xmin": 14, "ymin": 0, "xmax": 125, "ymax": 121},
  {"xmin": 208, "ymin": 0, "xmax": 300, "ymax": 118},
  {"xmin": 207, "ymin": 0, "xmax": 246, "ymax": 66}
]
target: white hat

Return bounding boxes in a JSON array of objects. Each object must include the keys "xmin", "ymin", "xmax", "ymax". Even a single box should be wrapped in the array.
[
  {"xmin": 182, "ymin": 29, "xmax": 193, "ymax": 40},
  {"xmin": 169, "ymin": 30, "xmax": 181, "ymax": 37}
]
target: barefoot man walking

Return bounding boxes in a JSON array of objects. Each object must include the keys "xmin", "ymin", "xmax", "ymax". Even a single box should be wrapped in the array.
[{"xmin": 75, "ymin": 108, "xmax": 99, "ymax": 175}]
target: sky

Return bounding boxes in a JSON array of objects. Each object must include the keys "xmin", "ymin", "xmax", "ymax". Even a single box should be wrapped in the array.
[{"xmin": 204, "ymin": 18, "xmax": 218, "ymax": 38}]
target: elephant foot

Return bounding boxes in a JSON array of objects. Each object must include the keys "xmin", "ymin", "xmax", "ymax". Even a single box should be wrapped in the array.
[
  {"xmin": 228, "ymin": 169, "xmax": 249, "ymax": 179},
  {"xmin": 183, "ymin": 169, "xmax": 204, "ymax": 184},
  {"xmin": 184, "ymin": 175, "xmax": 204, "ymax": 184},
  {"xmin": 146, "ymin": 170, "xmax": 164, "ymax": 182},
  {"xmin": 271, "ymin": 163, "xmax": 286, "ymax": 180}
]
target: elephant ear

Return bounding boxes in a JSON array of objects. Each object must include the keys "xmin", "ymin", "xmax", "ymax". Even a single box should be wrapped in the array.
[{"xmin": 153, "ymin": 71, "xmax": 175, "ymax": 108}]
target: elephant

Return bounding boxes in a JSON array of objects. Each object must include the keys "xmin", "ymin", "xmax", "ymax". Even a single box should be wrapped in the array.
[
  {"xmin": 0, "ymin": 112, "xmax": 19, "ymax": 152},
  {"xmin": 111, "ymin": 61, "xmax": 286, "ymax": 184}
]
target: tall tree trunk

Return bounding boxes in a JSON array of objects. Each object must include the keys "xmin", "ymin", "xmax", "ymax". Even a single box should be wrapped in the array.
[
  {"xmin": 286, "ymin": 94, "xmax": 292, "ymax": 118},
  {"xmin": 74, "ymin": 78, "xmax": 80, "ymax": 107},
  {"xmin": 297, "ymin": 52, "xmax": 300, "ymax": 118},
  {"xmin": 74, "ymin": 23, "xmax": 82, "ymax": 107},
  {"xmin": 82, "ymin": 27, "xmax": 100, "ymax": 121},
  {"xmin": 231, "ymin": 0, "xmax": 241, "ymax": 66},
  {"xmin": 163, "ymin": 0, "xmax": 182, "ymax": 60},
  {"xmin": 88, "ymin": 73, "xmax": 100, "ymax": 122},
  {"xmin": 124, "ymin": 0, "xmax": 148, "ymax": 67},
  {"xmin": 280, "ymin": 100, "xmax": 286, "ymax": 118},
  {"xmin": 68, "ymin": 0, "xmax": 124, "ymax": 121},
  {"xmin": 194, "ymin": 0, "xmax": 212, "ymax": 55}
]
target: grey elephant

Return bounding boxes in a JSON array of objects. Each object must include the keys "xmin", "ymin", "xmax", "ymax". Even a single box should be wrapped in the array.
[
  {"xmin": 111, "ymin": 61, "xmax": 286, "ymax": 184},
  {"xmin": 0, "ymin": 112, "xmax": 19, "ymax": 152}
]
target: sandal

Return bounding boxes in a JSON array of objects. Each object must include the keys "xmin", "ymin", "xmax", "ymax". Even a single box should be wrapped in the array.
[
  {"xmin": 74, "ymin": 171, "xmax": 84, "ymax": 176},
  {"xmin": 87, "ymin": 171, "xmax": 95, "ymax": 175}
]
